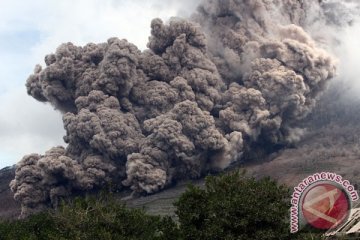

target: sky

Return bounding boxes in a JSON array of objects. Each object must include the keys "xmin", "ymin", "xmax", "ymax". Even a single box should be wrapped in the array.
[
  {"xmin": 0, "ymin": 0, "xmax": 200, "ymax": 169},
  {"xmin": 1, "ymin": 0, "xmax": 360, "ymax": 169}
]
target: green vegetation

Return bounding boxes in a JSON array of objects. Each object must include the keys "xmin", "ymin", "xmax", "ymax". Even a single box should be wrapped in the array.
[
  {"xmin": 175, "ymin": 172, "xmax": 290, "ymax": 239},
  {"xmin": 175, "ymin": 171, "xmax": 323, "ymax": 240},
  {"xmin": 0, "ymin": 194, "xmax": 178, "ymax": 240},
  {"xmin": 0, "ymin": 171, "xmax": 323, "ymax": 239}
]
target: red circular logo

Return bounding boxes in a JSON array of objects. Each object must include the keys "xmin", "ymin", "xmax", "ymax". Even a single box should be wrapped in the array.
[{"xmin": 301, "ymin": 183, "xmax": 350, "ymax": 230}]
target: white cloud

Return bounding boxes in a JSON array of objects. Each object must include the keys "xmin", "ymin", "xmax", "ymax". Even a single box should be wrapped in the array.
[
  {"xmin": 0, "ymin": 88, "xmax": 65, "ymax": 168},
  {"xmin": 0, "ymin": 0, "xmax": 200, "ymax": 168},
  {"xmin": 1, "ymin": 0, "xmax": 200, "ymax": 62}
]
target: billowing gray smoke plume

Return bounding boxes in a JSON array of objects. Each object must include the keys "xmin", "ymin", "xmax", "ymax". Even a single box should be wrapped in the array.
[{"xmin": 11, "ymin": 0, "xmax": 342, "ymax": 216}]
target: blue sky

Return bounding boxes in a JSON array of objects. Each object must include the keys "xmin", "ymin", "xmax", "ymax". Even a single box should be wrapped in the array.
[{"xmin": 0, "ymin": 0, "xmax": 199, "ymax": 168}]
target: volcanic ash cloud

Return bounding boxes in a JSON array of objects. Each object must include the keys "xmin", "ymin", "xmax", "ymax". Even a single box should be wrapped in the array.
[{"xmin": 10, "ymin": 0, "xmax": 337, "ymax": 217}]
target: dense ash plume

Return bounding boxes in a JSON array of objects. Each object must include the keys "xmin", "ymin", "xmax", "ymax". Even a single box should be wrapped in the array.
[{"xmin": 11, "ymin": 0, "xmax": 338, "ymax": 217}]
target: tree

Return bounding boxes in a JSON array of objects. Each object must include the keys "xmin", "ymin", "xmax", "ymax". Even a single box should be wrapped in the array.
[{"xmin": 175, "ymin": 170, "xmax": 298, "ymax": 240}]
